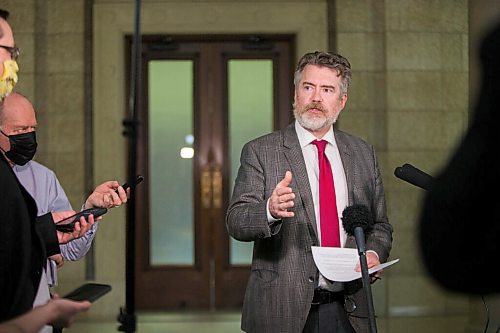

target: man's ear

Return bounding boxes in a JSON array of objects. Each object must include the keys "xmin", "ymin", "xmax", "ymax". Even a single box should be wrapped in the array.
[{"xmin": 340, "ymin": 94, "xmax": 348, "ymax": 108}]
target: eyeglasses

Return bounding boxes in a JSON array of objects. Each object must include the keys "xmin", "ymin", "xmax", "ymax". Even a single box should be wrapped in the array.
[{"xmin": 0, "ymin": 45, "xmax": 20, "ymax": 61}]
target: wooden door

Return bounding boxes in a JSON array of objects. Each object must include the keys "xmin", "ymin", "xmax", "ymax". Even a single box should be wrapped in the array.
[{"xmin": 130, "ymin": 35, "xmax": 294, "ymax": 310}]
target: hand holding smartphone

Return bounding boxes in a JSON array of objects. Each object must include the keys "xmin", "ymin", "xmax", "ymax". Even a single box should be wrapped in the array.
[
  {"xmin": 56, "ymin": 175, "xmax": 144, "ymax": 233},
  {"xmin": 116, "ymin": 175, "xmax": 144, "ymax": 194},
  {"xmin": 55, "ymin": 207, "xmax": 108, "ymax": 233}
]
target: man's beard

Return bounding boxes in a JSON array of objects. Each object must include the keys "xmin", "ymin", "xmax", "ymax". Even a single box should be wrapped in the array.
[{"xmin": 293, "ymin": 102, "xmax": 337, "ymax": 132}]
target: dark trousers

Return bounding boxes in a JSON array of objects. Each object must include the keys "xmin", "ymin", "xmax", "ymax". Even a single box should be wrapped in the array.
[{"xmin": 303, "ymin": 291, "xmax": 356, "ymax": 333}]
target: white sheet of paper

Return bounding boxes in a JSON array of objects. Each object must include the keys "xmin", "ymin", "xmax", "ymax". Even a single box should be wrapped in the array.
[{"xmin": 311, "ymin": 246, "xmax": 400, "ymax": 282}]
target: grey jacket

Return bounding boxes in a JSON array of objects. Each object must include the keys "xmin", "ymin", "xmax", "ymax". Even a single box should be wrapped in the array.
[{"xmin": 226, "ymin": 123, "xmax": 393, "ymax": 333}]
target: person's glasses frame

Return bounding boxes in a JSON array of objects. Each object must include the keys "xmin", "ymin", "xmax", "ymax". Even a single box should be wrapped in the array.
[{"xmin": 0, "ymin": 44, "xmax": 20, "ymax": 61}]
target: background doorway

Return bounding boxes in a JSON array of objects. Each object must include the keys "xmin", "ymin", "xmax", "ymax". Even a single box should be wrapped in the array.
[{"xmin": 130, "ymin": 35, "xmax": 295, "ymax": 310}]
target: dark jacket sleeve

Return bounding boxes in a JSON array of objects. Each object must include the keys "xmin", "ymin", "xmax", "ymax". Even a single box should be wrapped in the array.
[
  {"xmin": 0, "ymin": 155, "xmax": 43, "ymax": 320},
  {"xmin": 36, "ymin": 213, "xmax": 61, "ymax": 257}
]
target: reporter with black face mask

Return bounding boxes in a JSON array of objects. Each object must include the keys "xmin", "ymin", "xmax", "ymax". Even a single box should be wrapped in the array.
[{"xmin": 0, "ymin": 129, "xmax": 37, "ymax": 166}]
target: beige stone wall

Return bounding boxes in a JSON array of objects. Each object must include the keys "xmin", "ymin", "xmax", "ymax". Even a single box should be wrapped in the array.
[
  {"xmin": 335, "ymin": 1, "xmax": 499, "ymax": 332},
  {"xmin": 3, "ymin": 0, "xmax": 498, "ymax": 331},
  {"xmin": 334, "ymin": 1, "xmax": 473, "ymax": 332},
  {"xmin": 336, "ymin": 0, "xmax": 469, "ymax": 332}
]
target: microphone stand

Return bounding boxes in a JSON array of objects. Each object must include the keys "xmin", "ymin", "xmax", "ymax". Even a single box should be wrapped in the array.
[
  {"xmin": 117, "ymin": 0, "xmax": 141, "ymax": 332},
  {"xmin": 354, "ymin": 227, "xmax": 378, "ymax": 333}
]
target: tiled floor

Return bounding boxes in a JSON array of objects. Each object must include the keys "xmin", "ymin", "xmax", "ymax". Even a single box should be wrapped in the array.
[
  {"xmin": 68, "ymin": 311, "xmax": 242, "ymax": 333},
  {"xmin": 66, "ymin": 313, "xmax": 482, "ymax": 333}
]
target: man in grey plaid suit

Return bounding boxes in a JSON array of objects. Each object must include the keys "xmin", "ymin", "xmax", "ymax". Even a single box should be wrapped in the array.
[{"xmin": 226, "ymin": 51, "xmax": 393, "ymax": 333}]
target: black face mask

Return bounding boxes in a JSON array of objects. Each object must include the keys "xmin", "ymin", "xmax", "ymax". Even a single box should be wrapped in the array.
[{"xmin": 0, "ymin": 130, "xmax": 38, "ymax": 166}]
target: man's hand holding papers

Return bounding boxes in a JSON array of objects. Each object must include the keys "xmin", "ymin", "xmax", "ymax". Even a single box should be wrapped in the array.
[{"xmin": 311, "ymin": 246, "xmax": 399, "ymax": 282}]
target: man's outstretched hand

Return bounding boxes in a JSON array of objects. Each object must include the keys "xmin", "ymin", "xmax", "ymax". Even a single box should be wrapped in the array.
[{"xmin": 268, "ymin": 171, "xmax": 295, "ymax": 219}]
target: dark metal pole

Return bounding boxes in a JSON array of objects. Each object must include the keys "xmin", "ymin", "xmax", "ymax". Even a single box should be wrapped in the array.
[
  {"xmin": 358, "ymin": 252, "xmax": 378, "ymax": 333},
  {"xmin": 354, "ymin": 228, "xmax": 378, "ymax": 333},
  {"xmin": 118, "ymin": 0, "xmax": 141, "ymax": 332}
]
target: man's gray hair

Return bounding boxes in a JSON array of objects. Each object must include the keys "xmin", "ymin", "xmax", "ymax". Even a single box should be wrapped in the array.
[{"xmin": 293, "ymin": 51, "xmax": 352, "ymax": 96}]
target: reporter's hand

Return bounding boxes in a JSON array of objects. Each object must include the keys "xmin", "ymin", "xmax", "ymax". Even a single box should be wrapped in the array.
[
  {"xmin": 49, "ymin": 254, "xmax": 64, "ymax": 268},
  {"xmin": 84, "ymin": 180, "xmax": 128, "ymax": 209},
  {"xmin": 0, "ymin": 297, "xmax": 91, "ymax": 333},
  {"xmin": 52, "ymin": 210, "xmax": 76, "ymax": 223},
  {"xmin": 268, "ymin": 171, "xmax": 295, "ymax": 219},
  {"xmin": 354, "ymin": 251, "xmax": 382, "ymax": 283},
  {"xmin": 56, "ymin": 214, "xmax": 96, "ymax": 244},
  {"xmin": 47, "ymin": 297, "xmax": 91, "ymax": 329}
]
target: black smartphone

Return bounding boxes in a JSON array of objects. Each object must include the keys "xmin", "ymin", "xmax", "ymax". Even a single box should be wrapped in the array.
[
  {"xmin": 63, "ymin": 283, "xmax": 111, "ymax": 302},
  {"xmin": 55, "ymin": 207, "xmax": 108, "ymax": 233},
  {"xmin": 116, "ymin": 175, "xmax": 144, "ymax": 194}
]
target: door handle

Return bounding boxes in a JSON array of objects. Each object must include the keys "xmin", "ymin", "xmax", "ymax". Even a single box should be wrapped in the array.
[
  {"xmin": 201, "ymin": 164, "xmax": 222, "ymax": 209},
  {"xmin": 201, "ymin": 165, "xmax": 212, "ymax": 209},
  {"xmin": 212, "ymin": 166, "xmax": 222, "ymax": 209}
]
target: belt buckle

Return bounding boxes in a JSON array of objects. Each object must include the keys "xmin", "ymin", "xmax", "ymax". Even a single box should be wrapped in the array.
[
  {"xmin": 312, "ymin": 289, "xmax": 330, "ymax": 305},
  {"xmin": 322, "ymin": 291, "xmax": 332, "ymax": 304}
]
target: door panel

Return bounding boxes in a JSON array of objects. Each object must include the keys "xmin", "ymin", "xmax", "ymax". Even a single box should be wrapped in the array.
[
  {"xmin": 149, "ymin": 60, "xmax": 194, "ymax": 266},
  {"xmin": 133, "ymin": 36, "xmax": 294, "ymax": 310}
]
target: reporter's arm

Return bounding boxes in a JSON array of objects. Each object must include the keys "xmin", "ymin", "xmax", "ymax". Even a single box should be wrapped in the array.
[{"xmin": 0, "ymin": 299, "xmax": 91, "ymax": 333}]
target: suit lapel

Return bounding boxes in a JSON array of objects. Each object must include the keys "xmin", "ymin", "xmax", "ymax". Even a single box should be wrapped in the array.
[
  {"xmin": 335, "ymin": 130, "xmax": 357, "ymax": 248},
  {"xmin": 282, "ymin": 124, "xmax": 319, "ymax": 239},
  {"xmin": 335, "ymin": 130, "xmax": 354, "ymax": 206}
]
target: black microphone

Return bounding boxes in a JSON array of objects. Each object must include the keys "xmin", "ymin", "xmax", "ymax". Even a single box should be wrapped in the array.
[
  {"xmin": 394, "ymin": 163, "xmax": 434, "ymax": 191},
  {"xmin": 342, "ymin": 205, "xmax": 374, "ymax": 254},
  {"xmin": 342, "ymin": 205, "xmax": 378, "ymax": 333}
]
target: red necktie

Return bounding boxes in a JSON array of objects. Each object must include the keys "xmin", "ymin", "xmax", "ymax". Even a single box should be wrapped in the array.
[{"xmin": 312, "ymin": 140, "xmax": 340, "ymax": 247}]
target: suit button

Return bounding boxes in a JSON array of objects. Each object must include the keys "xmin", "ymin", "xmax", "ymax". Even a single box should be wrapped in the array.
[{"xmin": 308, "ymin": 277, "xmax": 314, "ymax": 283}]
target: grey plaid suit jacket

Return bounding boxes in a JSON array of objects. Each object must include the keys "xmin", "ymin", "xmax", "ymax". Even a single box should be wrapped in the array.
[{"xmin": 226, "ymin": 123, "xmax": 393, "ymax": 333}]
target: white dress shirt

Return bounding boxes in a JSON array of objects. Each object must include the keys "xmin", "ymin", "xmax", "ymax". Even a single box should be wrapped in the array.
[{"xmin": 294, "ymin": 121, "xmax": 349, "ymax": 247}]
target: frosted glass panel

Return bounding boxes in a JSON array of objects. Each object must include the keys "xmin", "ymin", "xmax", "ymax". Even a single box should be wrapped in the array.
[
  {"xmin": 228, "ymin": 59, "xmax": 273, "ymax": 265},
  {"xmin": 149, "ymin": 60, "xmax": 194, "ymax": 265}
]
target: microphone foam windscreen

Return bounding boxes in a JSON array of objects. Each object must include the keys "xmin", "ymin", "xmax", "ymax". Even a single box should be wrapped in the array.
[{"xmin": 341, "ymin": 204, "xmax": 374, "ymax": 235}]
